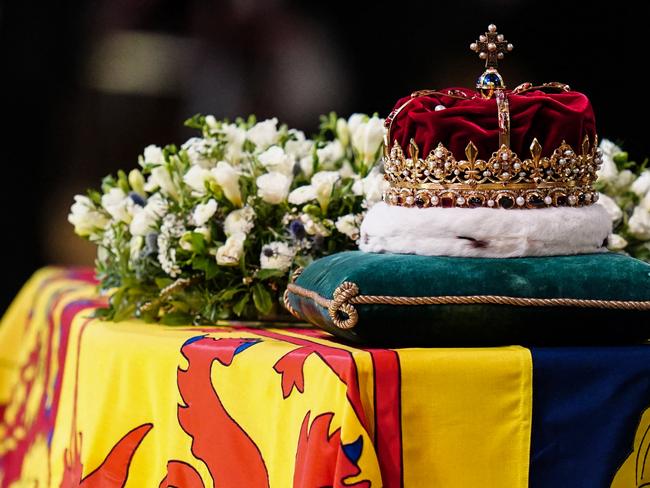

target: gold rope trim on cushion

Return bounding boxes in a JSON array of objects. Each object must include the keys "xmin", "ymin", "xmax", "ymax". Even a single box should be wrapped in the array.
[{"xmin": 285, "ymin": 282, "xmax": 650, "ymax": 330}]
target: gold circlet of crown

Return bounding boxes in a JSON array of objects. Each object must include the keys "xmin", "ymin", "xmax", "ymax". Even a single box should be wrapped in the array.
[{"xmin": 382, "ymin": 137, "xmax": 603, "ymax": 210}]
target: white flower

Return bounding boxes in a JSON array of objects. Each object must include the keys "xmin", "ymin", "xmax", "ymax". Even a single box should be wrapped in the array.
[
  {"xmin": 607, "ymin": 233, "xmax": 628, "ymax": 251},
  {"xmin": 628, "ymin": 206, "xmax": 650, "ymax": 240},
  {"xmin": 216, "ymin": 232, "xmax": 246, "ymax": 266},
  {"xmin": 223, "ymin": 206, "xmax": 255, "ymax": 236},
  {"xmin": 347, "ymin": 113, "xmax": 365, "ymax": 138},
  {"xmin": 288, "ymin": 185, "xmax": 317, "ymax": 205},
  {"xmin": 632, "ymin": 171, "xmax": 650, "ymax": 197},
  {"xmin": 338, "ymin": 160, "xmax": 358, "ymax": 180},
  {"xmin": 141, "ymin": 144, "xmax": 165, "ymax": 166},
  {"xmin": 316, "ymin": 140, "xmax": 344, "ymax": 169},
  {"xmin": 128, "ymin": 169, "xmax": 146, "ymax": 195},
  {"xmin": 299, "ymin": 213, "xmax": 332, "ymax": 237},
  {"xmin": 256, "ymin": 172, "xmax": 292, "ymax": 204},
  {"xmin": 101, "ymin": 187, "xmax": 134, "ymax": 223},
  {"xmin": 299, "ymin": 156, "xmax": 315, "ymax": 178},
  {"xmin": 597, "ymin": 139, "xmax": 622, "ymax": 185},
  {"xmin": 612, "ymin": 170, "xmax": 636, "ymax": 193},
  {"xmin": 205, "ymin": 115, "xmax": 218, "ymax": 130},
  {"xmin": 258, "ymin": 146, "xmax": 295, "ymax": 176},
  {"xmin": 352, "ymin": 167, "xmax": 388, "ymax": 206},
  {"xmin": 351, "ymin": 115, "xmax": 385, "ymax": 163},
  {"xmin": 335, "ymin": 214, "xmax": 361, "ymax": 240},
  {"xmin": 193, "ymin": 199, "xmax": 217, "ymax": 226},
  {"xmin": 336, "ymin": 118, "xmax": 350, "ymax": 147},
  {"xmin": 129, "ymin": 193, "xmax": 167, "ymax": 236},
  {"xmin": 247, "ymin": 118, "xmax": 279, "ymax": 151},
  {"xmin": 596, "ymin": 193, "xmax": 623, "ymax": 222},
  {"xmin": 260, "ymin": 241, "xmax": 294, "ymax": 271},
  {"xmin": 182, "ymin": 137, "xmax": 215, "ymax": 168},
  {"xmin": 285, "ymin": 130, "xmax": 314, "ymax": 159},
  {"xmin": 640, "ymin": 192, "xmax": 650, "ymax": 212},
  {"xmin": 221, "ymin": 123, "xmax": 247, "ymax": 163},
  {"xmin": 157, "ymin": 214, "xmax": 185, "ymax": 277},
  {"xmin": 183, "ymin": 165, "xmax": 213, "ymax": 195},
  {"xmin": 212, "ymin": 161, "xmax": 242, "ymax": 206},
  {"xmin": 129, "ymin": 235, "xmax": 144, "ymax": 263},
  {"xmin": 146, "ymin": 166, "xmax": 179, "ymax": 199},
  {"xmin": 68, "ymin": 195, "xmax": 109, "ymax": 238}
]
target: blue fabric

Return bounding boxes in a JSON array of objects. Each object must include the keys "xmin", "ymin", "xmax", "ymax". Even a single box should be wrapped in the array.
[{"xmin": 530, "ymin": 346, "xmax": 650, "ymax": 487}]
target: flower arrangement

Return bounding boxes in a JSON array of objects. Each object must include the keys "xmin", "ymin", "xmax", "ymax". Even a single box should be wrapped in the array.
[
  {"xmin": 69, "ymin": 109, "xmax": 648, "ymax": 325},
  {"xmin": 69, "ymin": 113, "xmax": 386, "ymax": 323},
  {"xmin": 595, "ymin": 141, "xmax": 650, "ymax": 260}
]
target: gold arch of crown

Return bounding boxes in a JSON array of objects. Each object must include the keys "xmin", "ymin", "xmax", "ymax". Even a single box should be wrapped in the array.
[{"xmin": 382, "ymin": 135, "xmax": 603, "ymax": 210}]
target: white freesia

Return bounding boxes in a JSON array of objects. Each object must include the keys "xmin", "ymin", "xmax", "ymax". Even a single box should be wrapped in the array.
[
  {"xmin": 221, "ymin": 123, "xmax": 247, "ymax": 163},
  {"xmin": 68, "ymin": 195, "xmax": 109, "ymax": 238},
  {"xmin": 129, "ymin": 193, "xmax": 167, "ymax": 236},
  {"xmin": 600, "ymin": 139, "xmax": 623, "ymax": 159},
  {"xmin": 596, "ymin": 193, "xmax": 623, "ymax": 222},
  {"xmin": 640, "ymin": 192, "xmax": 650, "ymax": 212},
  {"xmin": 216, "ymin": 232, "xmax": 246, "ymax": 266},
  {"xmin": 347, "ymin": 114, "xmax": 365, "ymax": 139},
  {"xmin": 316, "ymin": 140, "xmax": 344, "ymax": 169},
  {"xmin": 336, "ymin": 117, "xmax": 350, "ymax": 147},
  {"xmin": 192, "ymin": 199, "xmax": 217, "ymax": 226},
  {"xmin": 128, "ymin": 169, "xmax": 146, "ymax": 195},
  {"xmin": 260, "ymin": 241, "xmax": 295, "ymax": 271},
  {"xmin": 628, "ymin": 206, "xmax": 650, "ymax": 240},
  {"xmin": 141, "ymin": 144, "xmax": 165, "ymax": 166},
  {"xmin": 285, "ymin": 130, "xmax": 314, "ymax": 159},
  {"xmin": 256, "ymin": 172, "xmax": 292, "ymax": 204},
  {"xmin": 300, "ymin": 213, "xmax": 331, "ymax": 236},
  {"xmin": 612, "ymin": 170, "xmax": 636, "ymax": 193},
  {"xmin": 247, "ymin": 118, "xmax": 279, "ymax": 151},
  {"xmin": 146, "ymin": 166, "xmax": 179, "ymax": 199},
  {"xmin": 351, "ymin": 115, "xmax": 385, "ymax": 164},
  {"xmin": 183, "ymin": 165, "xmax": 213, "ymax": 195},
  {"xmin": 258, "ymin": 146, "xmax": 295, "ymax": 176},
  {"xmin": 129, "ymin": 236, "xmax": 144, "ymax": 263},
  {"xmin": 352, "ymin": 167, "xmax": 388, "ymax": 206},
  {"xmin": 101, "ymin": 187, "xmax": 133, "ymax": 223},
  {"xmin": 288, "ymin": 171, "xmax": 339, "ymax": 211},
  {"xmin": 182, "ymin": 137, "xmax": 215, "ymax": 168},
  {"xmin": 211, "ymin": 161, "xmax": 242, "ymax": 206},
  {"xmin": 223, "ymin": 206, "xmax": 255, "ymax": 236},
  {"xmin": 288, "ymin": 185, "xmax": 317, "ymax": 205},
  {"xmin": 335, "ymin": 214, "xmax": 361, "ymax": 240},
  {"xmin": 631, "ymin": 171, "xmax": 650, "ymax": 197},
  {"xmin": 597, "ymin": 139, "xmax": 622, "ymax": 185},
  {"xmin": 299, "ymin": 156, "xmax": 314, "ymax": 178},
  {"xmin": 607, "ymin": 233, "xmax": 628, "ymax": 251}
]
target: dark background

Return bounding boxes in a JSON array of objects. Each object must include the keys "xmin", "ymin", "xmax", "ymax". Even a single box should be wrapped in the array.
[{"xmin": 1, "ymin": 0, "xmax": 646, "ymax": 311}]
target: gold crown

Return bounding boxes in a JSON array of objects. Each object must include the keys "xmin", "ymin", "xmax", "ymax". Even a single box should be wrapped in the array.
[
  {"xmin": 382, "ymin": 23, "xmax": 602, "ymax": 210},
  {"xmin": 383, "ymin": 137, "xmax": 603, "ymax": 209}
]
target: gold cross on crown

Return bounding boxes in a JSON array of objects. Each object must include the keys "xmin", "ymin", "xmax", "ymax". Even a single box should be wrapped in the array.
[{"xmin": 470, "ymin": 24, "xmax": 514, "ymax": 68}]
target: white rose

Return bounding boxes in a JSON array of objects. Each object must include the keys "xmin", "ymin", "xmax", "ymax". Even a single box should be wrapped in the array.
[
  {"xmin": 247, "ymin": 118, "xmax": 279, "ymax": 151},
  {"xmin": 607, "ymin": 233, "xmax": 628, "ymax": 251},
  {"xmin": 596, "ymin": 193, "xmax": 623, "ymax": 222},
  {"xmin": 258, "ymin": 146, "xmax": 295, "ymax": 176},
  {"xmin": 288, "ymin": 185, "xmax": 317, "ymax": 205},
  {"xmin": 628, "ymin": 206, "xmax": 650, "ymax": 240},
  {"xmin": 351, "ymin": 115, "xmax": 385, "ymax": 163},
  {"xmin": 141, "ymin": 144, "xmax": 165, "ymax": 166},
  {"xmin": 352, "ymin": 167, "xmax": 388, "ymax": 206},
  {"xmin": 221, "ymin": 123, "xmax": 247, "ymax": 163},
  {"xmin": 129, "ymin": 193, "xmax": 167, "ymax": 236},
  {"xmin": 223, "ymin": 206, "xmax": 255, "ymax": 236},
  {"xmin": 211, "ymin": 161, "xmax": 242, "ymax": 206},
  {"xmin": 68, "ymin": 195, "xmax": 109, "ymax": 238},
  {"xmin": 181, "ymin": 137, "xmax": 215, "ymax": 168},
  {"xmin": 216, "ymin": 232, "xmax": 246, "ymax": 266},
  {"xmin": 183, "ymin": 165, "xmax": 213, "ymax": 195},
  {"xmin": 256, "ymin": 172, "xmax": 292, "ymax": 204},
  {"xmin": 316, "ymin": 140, "xmax": 344, "ymax": 169},
  {"xmin": 260, "ymin": 241, "xmax": 294, "ymax": 271},
  {"xmin": 336, "ymin": 118, "xmax": 350, "ymax": 147},
  {"xmin": 632, "ymin": 171, "xmax": 650, "ymax": 197},
  {"xmin": 146, "ymin": 166, "xmax": 179, "ymax": 199},
  {"xmin": 285, "ymin": 130, "xmax": 314, "ymax": 159},
  {"xmin": 101, "ymin": 187, "xmax": 133, "ymax": 223},
  {"xmin": 193, "ymin": 199, "xmax": 217, "ymax": 226},
  {"xmin": 335, "ymin": 214, "xmax": 361, "ymax": 240}
]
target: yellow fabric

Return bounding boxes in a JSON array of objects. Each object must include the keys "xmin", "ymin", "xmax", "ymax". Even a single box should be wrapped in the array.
[{"xmin": 0, "ymin": 268, "xmax": 533, "ymax": 487}]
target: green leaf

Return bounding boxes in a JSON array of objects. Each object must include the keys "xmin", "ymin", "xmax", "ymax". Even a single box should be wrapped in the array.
[
  {"xmin": 160, "ymin": 311, "xmax": 193, "ymax": 325},
  {"xmin": 252, "ymin": 283, "xmax": 273, "ymax": 316},
  {"xmin": 184, "ymin": 113, "xmax": 205, "ymax": 129},
  {"xmin": 256, "ymin": 268, "xmax": 286, "ymax": 281},
  {"xmin": 233, "ymin": 294, "xmax": 250, "ymax": 316},
  {"xmin": 193, "ymin": 256, "xmax": 219, "ymax": 280}
]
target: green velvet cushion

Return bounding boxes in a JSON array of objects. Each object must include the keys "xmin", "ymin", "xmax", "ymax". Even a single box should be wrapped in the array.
[{"xmin": 286, "ymin": 251, "xmax": 650, "ymax": 346}]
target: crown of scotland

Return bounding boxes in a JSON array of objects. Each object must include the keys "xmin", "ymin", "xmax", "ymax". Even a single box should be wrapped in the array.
[{"xmin": 382, "ymin": 24, "xmax": 602, "ymax": 210}]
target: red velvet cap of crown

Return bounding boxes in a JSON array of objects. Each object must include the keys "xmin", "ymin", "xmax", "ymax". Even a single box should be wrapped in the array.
[{"xmin": 387, "ymin": 88, "xmax": 596, "ymax": 158}]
